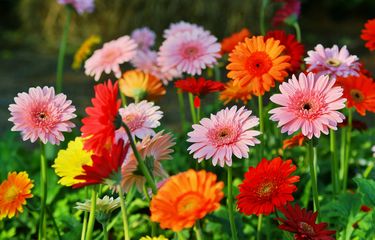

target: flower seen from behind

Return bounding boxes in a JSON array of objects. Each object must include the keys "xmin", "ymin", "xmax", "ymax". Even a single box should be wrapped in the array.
[{"xmin": 272, "ymin": 0, "xmax": 301, "ymax": 26}]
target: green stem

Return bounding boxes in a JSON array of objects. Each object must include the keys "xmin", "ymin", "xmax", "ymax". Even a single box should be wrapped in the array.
[
  {"xmin": 196, "ymin": 106, "xmax": 201, "ymax": 123},
  {"xmin": 258, "ymin": 95, "xmax": 264, "ymax": 162},
  {"xmin": 118, "ymin": 187, "xmax": 130, "ymax": 240},
  {"xmin": 120, "ymin": 91, "xmax": 127, "ymax": 107},
  {"xmin": 81, "ymin": 188, "xmax": 89, "ymax": 240},
  {"xmin": 307, "ymin": 141, "xmax": 320, "ymax": 213},
  {"xmin": 214, "ymin": 64, "xmax": 221, "ymax": 81},
  {"xmin": 56, "ymin": 6, "xmax": 72, "ymax": 93},
  {"xmin": 343, "ymin": 109, "xmax": 352, "ymax": 191},
  {"xmin": 227, "ymin": 167, "xmax": 238, "ymax": 240},
  {"xmin": 38, "ymin": 142, "xmax": 47, "ymax": 240},
  {"xmin": 364, "ymin": 162, "xmax": 374, "ymax": 179},
  {"xmin": 340, "ymin": 127, "xmax": 347, "ymax": 182},
  {"xmin": 143, "ymin": 185, "xmax": 157, "ymax": 236},
  {"xmin": 194, "ymin": 221, "xmax": 204, "ymax": 240},
  {"xmin": 293, "ymin": 22, "xmax": 301, "ymax": 42},
  {"xmin": 177, "ymin": 90, "xmax": 187, "ymax": 131},
  {"xmin": 85, "ymin": 187, "xmax": 97, "ymax": 240},
  {"xmin": 259, "ymin": 0, "xmax": 269, "ymax": 35},
  {"xmin": 330, "ymin": 129, "xmax": 339, "ymax": 194},
  {"xmin": 257, "ymin": 214, "xmax": 263, "ymax": 240},
  {"xmin": 188, "ymin": 93, "xmax": 197, "ymax": 124},
  {"xmin": 102, "ymin": 223, "xmax": 108, "ymax": 240}
]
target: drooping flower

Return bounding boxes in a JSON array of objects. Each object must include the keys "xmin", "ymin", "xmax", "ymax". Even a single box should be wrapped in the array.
[
  {"xmin": 73, "ymin": 139, "xmax": 129, "ymax": 188},
  {"xmin": 227, "ymin": 36, "xmax": 291, "ymax": 96},
  {"xmin": 121, "ymin": 131, "xmax": 175, "ymax": 192},
  {"xmin": 119, "ymin": 70, "xmax": 166, "ymax": 102},
  {"xmin": 265, "ymin": 30, "xmax": 304, "ymax": 73},
  {"xmin": 277, "ymin": 204, "xmax": 336, "ymax": 240},
  {"xmin": 52, "ymin": 137, "xmax": 93, "ymax": 186},
  {"xmin": 0, "ymin": 172, "xmax": 33, "ymax": 220},
  {"xmin": 272, "ymin": 0, "xmax": 301, "ymax": 26},
  {"xmin": 85, "ymin": 36, "xmax": 137, "ymax": 81},
  {"xmin": 221, "ymin": 28, "xmax": 251, "ymax": 54},
  {"xmin": 219, "ymin": 80, "xmax": 253, "ymax": 105},
  {"xmin": 150, "ymin": 169, "xmax": 224, "ymax": 231},
  {"xmin": 335, "ymin": 74, "xmax": 375, "ymax": 116},
  {"xmin": 9, "ymin": 86, "xmax": 76, "ymax": 145},
  {"xmin": 72, "ymin": 35, "xmax": 101, "ymax": 70},
  {"xmin": 131, "ymin": 27, "xmax": 156, "ymax": 51},
  {"xmin": 187, "ymin": 106, "xmax": 261, "ymax": 167},
  {"xmin": 140, "ymin": 235, "xmax": 168, "ymax": 240},
  {"xmin": 158, "ymin": 29, "xmax": 221, "ymax": 76},
  {"xmin": 305, "ymin": 44, "xmax": 360, "ymax": 79},
  {"xmin": 361, "ymin": 19, "xmax": 375, "ymax": 51},
  {"xmin": 81, "ymin": 80, "xmax": 121, "ymax": 154},
  {"xmin": 58, "ymin": 0, "xmax": 95, "ymax": 14},
  {"xmin": 282, "ymin": 132, "xmax": 305, "ymax": 149},
  {"xmin": 118, "ymin": 100, "xmax": 163, "ymax": 141},
  {"xmin": 269, "ymin": 72, "xmax": 346, "ymax": 139},
  {"xmin": 237, "ymin": 157, "xmax": 299, "ymax": 216},
  {"xmin": 163, "ymin": 21, "xmax": 206, "ymax": 39}
]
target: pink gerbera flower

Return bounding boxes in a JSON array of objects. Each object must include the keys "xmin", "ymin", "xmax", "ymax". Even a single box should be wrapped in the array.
[
  {"xmin": 85, "ymin": 35, "xmax": 137, "ymax": 81},
  {"xmin": 158, "ymin": 30, "xmax": 221, "ymax": 76},
  {"xmin": 9, "ymin": 86, "xmax": 76, "ymax": 145},
  {"xmin": 58, "ymin": 0, "xmax": 94, "ymax": 14},
  {"xmin": 305, "ymin": 44, "xmax": 360, "ymax": 79},
  {"xmin": 269, "ymin": 72, "xmax": 346, "ymax": 139},
  {"xmin": 187, "ymin": 106, "xmax": 261, "ymax": 167},
  {"xmin": 163, "ymin": 21, "xmax": 206, "ymax": 39},
  {"xmin": 117, "ymin": 100, "xmax": 163, "ymax": 140},
  {"xmin": 131, "ymin": 27, "xmax": 156, "ymax": 51}
]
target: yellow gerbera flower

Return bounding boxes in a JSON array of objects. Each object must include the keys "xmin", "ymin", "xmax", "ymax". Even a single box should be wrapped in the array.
[
  {"xmin": 139, "ymin": 235, "xmax": 168, "ymax": 240},
  {"xmin": 52, "ymin": 137, "xmax": 93, "ymax": 186},
  {"xmin": 72, "ymin": 35, "xmax": 101, "ymax": 70}
]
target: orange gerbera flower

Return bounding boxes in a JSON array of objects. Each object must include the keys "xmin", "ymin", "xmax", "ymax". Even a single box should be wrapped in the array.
[
  {"xmin": 0, "ymin": 172, "xmax": 33, "ymax": 219},
  {"xmin": 227, "ymin": 36, "xmax": 291, "ymax": 96},
  {"xmin": 336, "ymin": 74, "xmax": 375, "ymax": 116},
  {"xmin": 219, "ymin": 80, "xmax": 253, "ymax": 104},
  {"xmin": 361, "ymin": 19, "xmax": 375, "ymax": 51},
  {"xmin": 221, "ymin": 28, "xmax": 251, "ymax": 54},
  {"xmin": 150, "ymin": 169, "xmax": 224, "ymax": 231},
  {"xmin": 119, "ymin": 70, "xmax": 166, "ymax": 102},
  {"xmin": 282, "ymin": 133, "xmax": 305, "ymax": 149}
]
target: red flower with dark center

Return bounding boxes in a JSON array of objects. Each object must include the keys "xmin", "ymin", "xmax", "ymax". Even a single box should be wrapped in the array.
[
  {"xmin": 361, "ymin": 19, "xmax": 375, "ymax": 51},
  {"xmin": 81, "ymin": 80, "xmax": 121, "ymax": 154},
  {"xmin": 73, "ymin": 139, "xmax": 129, "ymax": 188},
  {"xmin": 277, "ymin": 204, "xmax": 336, "ymax": 240},
  {"xmin": 265, "ymin": 30, "xmax": 304, "ymax": 73},
  {"xmin": 236, "ymin": 157, "xmax": 299, "ymax": 216},
  {"xmin": 272, "ymin": 0, "xmax": 301, "ymax": 27}
]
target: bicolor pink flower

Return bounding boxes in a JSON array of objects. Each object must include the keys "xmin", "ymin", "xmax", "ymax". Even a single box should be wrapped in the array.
[
  {"xmin": 187, "ymin": 106, "xmax": 261, "ymax": 167},
  {"xmin": 158, "ymin": 30, "xmax": 221, "ymax": 76},
  {"xmin": 131, "ymin": 27, "xmax": 156, "ymax": 51},
  {"xmin": 85, "ymin": 36, "xmax": 137, "ymax": 81},
  {"xmin": 305, "ymin": 44, "xmax": 360, "ymax": 79},
  {"xmin": 163, "ymin": 21, "xmax": 206, "ymax": 39},
  {"xmin": 58, "ymin": 0, "xmax": 94, "ymax": 14},
  {"xmin": 9, "ymin": 86, "xmax": 76, "ymax": 145},
  {"xmin": 269, "ymin": 72, "xmax": 346, "ymax": 139}
]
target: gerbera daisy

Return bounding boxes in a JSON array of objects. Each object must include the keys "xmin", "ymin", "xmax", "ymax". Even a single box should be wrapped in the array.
[
  {"xmin": 121, "ymin": 131, "xmax": 174, "ymax": 192},
  {"xmin": 85, "ymin": 35, "xmax": 137, "ymax": 81},
  {"xmin": 117, "ymin": 100, "xmax": 163, "ymax": 141},
  {"xmin": 269, "ymin": 72, "xmax": 346, "ymax": 139},
  {"xmin": 237, "ymin": 157, "xmax": 299, "ymax": 216},
  {"xmin": 265, "ymin": 30, "xmax": 304, "ymax": 73},
  {"xmin": 76, "ymin": 195, "xmax": 120, "ymax": 214},
  {"xmin": 73, "ymin": 139, "xmax": 129, "ymax": 188},
  {"xmin": 163, "ymin": 21, "xmax": 206, "ymax": 39},
  {"xmin": 52, "ymin": 137, "xmax": 93, "ymax": 186},
  {"xmin": 131, "ymin": 27, "xmax": 156, "ymax": 51},
  {"xmin": 8, "ymin": 86, "xmax": 76, "ymax": 145},
  {"xmin": 272, "ymin": 0, "xmax": 301, "ymax": 26},
  {"xmin": 282, "ymin": 132, "xmax": 305, "ymax": 149},
  {"xmin": 335, "ymin": 74, "xmax": 375, "ymax": 116},
  {"xmin": 219, "ymin": 80, "xmax": 253, "ymax": 105},
  {"xmin": 305, "ymin": 44, "xmax": 360, "ymax": 79},
  {"xmin": 277, "ymin": 204, "xmax": 336, "ymax": 240},
  {"xmin": 0, "ymin": 172, "xmax": 33, "ymax": 219},
  {"xmin": 221, "ymin": 28, "xmax": 251, "ymax": 55},
  {"xmin": 72, "ymin": 35, "xmax": 101, "ymax": 70},
  {"xmin": 58, "ymin": 0, "xmax": 95, "ymax": 14},
  {"xmin": 81, "ymin": 80, "xmax": 121, "ymax": 154},
  {"xmin": 361, "ymin": 19, "xmax": 375, "ymax": 51},
  {"xmin": 226, "ymin": 36, "xmax": 291, "ymax": 96},
  {"xmin": 187, "ymin": 106, "xmax": 261, "ymax": 167},
  {"xmin": 158, "ymin": 29, "xmax": 221, "ymax": 76},
  {"xmin": 150, "ymin": 169, "xmax": 224, "ymax": 231}
]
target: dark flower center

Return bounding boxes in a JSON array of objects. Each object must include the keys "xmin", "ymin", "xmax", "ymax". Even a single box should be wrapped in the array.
[
  {"xmin": 350, "ymin": 89, "xmax": 364, "ymax": 103},
  {"xmin": 299, "ymin": 222, "xmax": 315, "ymax": 235},
  {"xmin": 303, "ymin": 103, "xmax": 312, "ymax": 110},
  {"xmin": 245, "ymin": 51, "xmax": 273, "ymax": 77}
]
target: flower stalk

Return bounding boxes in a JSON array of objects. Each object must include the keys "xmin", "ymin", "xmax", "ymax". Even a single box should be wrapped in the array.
[
  {"xmin": 330, "ymin": 129, "xmax": 339, "ymax": 194},
  {"xmin": 85, "ymin": 187, "xmax": 97, "ymax": 240},
  {"xmin": 38, "ymin": 142, "xmax": 47, "ymax": 240},
  {"xmin": 227, "ymin": 167, "xmax": 238, "ymax": 240},
  {"xmin": 118, "ymin": 187, "xmax": 130, "ymax": 240},
  {"xmin": 342, "ymin": 108, "xmax": 353, "ymax": 191},
  {"xmin": 307, "ymin": 141, "xmax": 320, "ymax": 213}
]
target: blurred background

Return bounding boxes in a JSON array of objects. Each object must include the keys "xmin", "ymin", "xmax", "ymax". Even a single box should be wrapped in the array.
[{"xmin": 0, "ymin": 0, "xmax": 374, "ymax": 131}]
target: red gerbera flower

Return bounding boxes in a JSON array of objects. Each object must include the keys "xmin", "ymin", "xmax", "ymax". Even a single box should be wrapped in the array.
[
  {"xmin": 277, "ymin": 204, "xmax": 336, "ymax": 240},
  {"xmin": 81, "ymin": 80, "xmax": 121, "ymax": 154},
  {"xmin": 272, "ymin": 0, "xmax": 301, "ymax": 27},
  {"xmin": 361, "ymin": 19, "xmax": 375, "ymax": 51},
  {"xmin": 236, "ymin": 157, "xmax": 299, "ymax": 216},
  {"xmin": 265, "ymin": 30, "xmax": 304, "ymax": 73},
  {"xmin": 73, "ymin": 139, "xmax": 129, "ymax": 188},
  {"xmin": 221, "ymin": 28, "xmax": 251, "ymax": 55}
]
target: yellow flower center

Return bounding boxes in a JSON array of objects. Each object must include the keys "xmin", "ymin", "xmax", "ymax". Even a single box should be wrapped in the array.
[
  {"xmin": 350, "ymin": 89, "xmax": 364, "ymax": 103},
  {"xmin": 257, "ymin": 182, "xmax": 275, "ymax": 198},
  {"xmin": 4, "ymin": 186, "xmax": 20, "ymax": 203},
  {"xmin": 326, "ymin": 58, "xmax": 341, "ymax": 67},
  {"xmin": 176, "ymin": 192, "xmax": 202, "ymax": 215}
]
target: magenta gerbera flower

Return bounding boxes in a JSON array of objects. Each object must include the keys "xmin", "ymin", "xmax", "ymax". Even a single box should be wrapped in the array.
[
  {"xmin": 187, "ymin": 106, "xmax": 261, "ymax": 167},
  {"xmin": 158, "ymin": 29, "xmax": 221, "ymax": 76},
  {"xmin": 269, "ymin": 72, "xmax": 346, "ymax": 139},
  {"xmin": 305, "ymin": 44, "xmax": 360, "ymax": 79},
  {"xmin": 131, "ymin": 27, "xmax": 156, "ymax": 51},
  {"xmin": 163, "ymin": 21, "xmax": 206, "ymax": 39},
  {"xmin": 85, "ymin": 35, "xmax": 137, "ymax": 81},
  {"xmin": 9, "ymin": 86, "xmax": 76, "ymax": 145}
]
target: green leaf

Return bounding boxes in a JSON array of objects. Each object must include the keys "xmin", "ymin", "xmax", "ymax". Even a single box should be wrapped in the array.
[{"xmin": 354, "ymin": 178, "xmax": 375, "ymax": 207}]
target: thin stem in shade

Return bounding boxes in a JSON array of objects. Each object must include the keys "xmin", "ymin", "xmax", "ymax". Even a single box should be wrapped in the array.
[
  {"xmin": 194, "ymin": 220, "xmax": 204, "ymax": 240},
  {"xmin": 339, "ymin": 127, "xmax": 347, "ymax": 182},
  {"xmin": 307, "ymin": 141, "xmax": 320, "ymax": 214},
  {"xmin": 120, "ymin": 90, "xmax": 127, "ymax": 107},
  {"xmin": 177, "ymin": 90, "xmax": 187, "ymax": 131},
  {"xmin": 196, "ymin": 106, "xmax": 201, "ymax": 123},
  {"xmin": 259, "ymin": 0, "xmax": 269, "ymax": 35},
  {"xmin": 342, "ymin": 108, "xmax": 353, "ymax": 191},
  {"xmin": 56, "ymin": 6, "xmax": 72, "ymax": 93},
  {"xmin": 46, "ymin": 206, "xmax": 62, "ymax": 240},
  {"xmin": 38, "ymin": 142, "xmax": 47, "ymax": 240},
  {"xmin": 188, "ymin": 93, "xmax": 197, "ymax": 124},
  {"xmin": 363, "ymin": 162, "xmax": 374, "ymax": 179},
  {"xmin": 330, "ymin": 129, "xmax": 339, "ymax": 195},
  {"xmin": 81, "ymin": 188, "xmax": 89, "ymax": 240},
  {"xmin": 258, "ymin": 94, "xmax": 264, "ymax": 162},
  {"xmin": 226, "ymin": 167, "xmax": 238, "ymax": 240},
  {"xmin": 102, "ymin": 222, "xmax": 108, "ymax": 240},
  {"xmin": 85, "ymin": 187, "xmax": 97, "ymax": 240},
  {"xmin": 143, "ymin": 185, "xmax": 157, "ymax": 236},
  {"xmin": 293, "ymin": 22, "xmax": 302, "ymax": 42},
  {"xmin": 257, "ymin": 214, "xmax": 263, "ymax": 240},
  {"xmin": 118, "ymin": 187, "xmax": 130, "ymax": 240}
]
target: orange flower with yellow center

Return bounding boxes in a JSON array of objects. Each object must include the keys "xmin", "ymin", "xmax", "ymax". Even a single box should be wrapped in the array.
[
  {"xmin": 119, "ymin": 70, "xmax": 166, "ymax": 102},
  {"xmin": 0, "ymin": 172, "xmax": 33, "ymax": 219},
  {"xmin": 219, "ymin": 80, "xmax": 253, "ymax": 104},
  {"xmin": 226, "ymin": 36, "xmax": 291, "ymax": 96},
  {"xmin": 221, "ymin": 28, "xmax": 251, "ymax": 54},
  {"xmin": 150, "ymin": 169, "xmax": 224, "ymax": 231}
]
